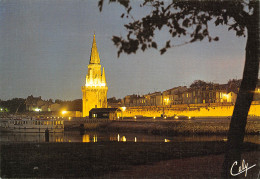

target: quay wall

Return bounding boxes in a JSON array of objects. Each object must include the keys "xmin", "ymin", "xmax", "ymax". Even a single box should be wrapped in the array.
[
  {"xmin": 122, "ymin": 103, "xmax": 260, "ymax": 117},
  {"xmin": 101, "ymin": 119, "xmax": 260, "ymax": 135}
]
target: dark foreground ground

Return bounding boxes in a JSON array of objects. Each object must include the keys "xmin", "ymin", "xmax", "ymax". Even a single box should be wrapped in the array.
[{"xmin": 1, "ymin": 141, "xmax": 259, "ymax": 178}]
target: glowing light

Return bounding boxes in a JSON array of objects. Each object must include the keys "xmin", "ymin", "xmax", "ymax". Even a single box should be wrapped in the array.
[
  {"xmin": 164, "ymin": 98, "xmax": 169, "ymax": 104},
  {"xmin": 121, "ymin": 107, "xmax": 126, "ymax": 111},
  {"xmin": 62, "ymin": 111, "xmax": 67, "ymax": 115},
  {"xmin": 134, "ymin": 137, "xmax": 137, "ymax": 142},
  {"xmin": 174, "ymin": 116, "xmax": 178, "ymax": 119},
  {"xmin": 134, "ymin": 116, "xmax": 137, "ymax": 119},
  {"xmin": 117, "ymin": 134, "xmax": 120, "ymax": 142},
  {"xmin": 164, "ymin": 116, "xmax": 167, "ymax": 119},
  {"xmin": 122, "ymin": 136, "xmax": 126, "ymax": 142},
  {"xmin": 223, "ymin": 94, "xmax": 228, "ymax": 98},
  {"xmin": 188, "ymin": 116, "xmax": 191, "ymax": 119},
  {"xmin": 0, "ymin": 108, "xmax": 3, "ymax": 111},
  {"xmin": 34, "ymin": 108, "xmax": 41, "ymax": 112},
  {"xmin": 83, "ymin": 135, "xmax": 90, "ymax": 143},
  {"xmin": 69, "ymin": 117, "xmax": 71, "ymax": 120},
  {"xmin": 153, "ymin": 116, "xmax": 156, "ymax": 119},
  {"xmin": 93, "ymin": 135, "xmax": 97, "ymax": 142},
  {"xmin": 164, "ymin": 139, "xmax": 170, "ymax": 142}
]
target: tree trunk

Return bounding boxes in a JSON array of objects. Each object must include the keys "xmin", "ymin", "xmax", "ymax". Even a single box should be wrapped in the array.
[{"xmin": 222, "ymin": 1, "xmax": 259, "ymax": 178}]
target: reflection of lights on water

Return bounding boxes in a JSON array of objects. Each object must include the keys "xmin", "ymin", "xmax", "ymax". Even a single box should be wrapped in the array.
[
  {"xmin": 83, "ymin": 135, "xmax": 90, "ymax": 142},
  {"xmin": 164, "ymin": 139, "xmax": 170, "ymax": 142},
  {"xmin": 55, "ymin": 138, "xmax": 63, "ymax": 142},
  {"xmin": 117, "ymin": 134, "xmax": 120, "ymax": 142},
  {"xmin": 122, "ymin": 136, "xmax": 126, "ymax": 142},
  {"xmin": 93, "ymin": 135, "xmax": 97, "ymax": 142},
  {"xmin": 82, "ymin": 135, "xmax": 97, "ymax": 142},
  {"xmin": 134, "ymin": 137, "xmax": 137, "ymax": 142}
]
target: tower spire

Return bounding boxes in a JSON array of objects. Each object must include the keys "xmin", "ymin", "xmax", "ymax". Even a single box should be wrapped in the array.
[{"xmin": 90, "ymin": 33, "xmax": 100, "ymax": 64}]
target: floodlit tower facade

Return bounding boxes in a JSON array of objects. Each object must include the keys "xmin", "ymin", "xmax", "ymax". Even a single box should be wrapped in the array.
[{"xmin": 81, "ymin": 34, "xmax": 107, "ymax": 117}]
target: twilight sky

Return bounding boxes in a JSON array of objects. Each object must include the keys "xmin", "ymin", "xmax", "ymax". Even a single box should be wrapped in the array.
[{"xmin": 0, "ymin": 0, "xmax": 247, "ymax": 101}]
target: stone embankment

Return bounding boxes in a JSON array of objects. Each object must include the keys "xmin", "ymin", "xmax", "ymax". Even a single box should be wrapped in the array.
[{"xmin": 83, "ymin": 117, "xmax": 260, "ymax": 135}]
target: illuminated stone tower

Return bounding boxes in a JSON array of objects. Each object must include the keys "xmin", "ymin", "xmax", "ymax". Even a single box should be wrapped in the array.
[{"xmin": 81, "ymin": 34, "xmax": 107, "ymax": 117}]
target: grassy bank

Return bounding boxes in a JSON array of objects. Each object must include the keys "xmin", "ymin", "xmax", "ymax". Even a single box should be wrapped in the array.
[{"xmin": 1, "ymin": 142, "xmax": 259, "ymax": 178}]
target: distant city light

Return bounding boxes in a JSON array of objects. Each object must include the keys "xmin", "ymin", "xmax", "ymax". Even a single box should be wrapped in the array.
[
  {"xmin": 62, "ymin": 111, "xmax": 67, "ymax": 115},
  {"xmin": 0, "ymin": 108, "xmax": 3, "ymax": 111},
  {"xmin": 34, "ymin": 108, "xmax": 41, "ymax": 112},
  {"xmin": 164, "ymin": 139, "xmax": 170, "ymax": 142},
  {"xmin": 121, "ymin": 107, "xmax": 126, "ymax": 111}
]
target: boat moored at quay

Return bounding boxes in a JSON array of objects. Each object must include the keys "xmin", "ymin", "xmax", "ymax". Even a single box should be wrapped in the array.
[{"xmin": 0, "ymin": 117, "xmax": 64, "ymax": 133}]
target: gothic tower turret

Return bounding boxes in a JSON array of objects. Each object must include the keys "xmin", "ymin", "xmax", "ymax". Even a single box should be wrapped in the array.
[{"xmin": 81, "ymin": 34, "xmax": 108, "ymax": 117}]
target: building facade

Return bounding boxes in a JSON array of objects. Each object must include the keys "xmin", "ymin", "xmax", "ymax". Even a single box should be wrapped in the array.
[{"xmin": 81, "ymin": 34, "xmax": 108, "ymax": 117}]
